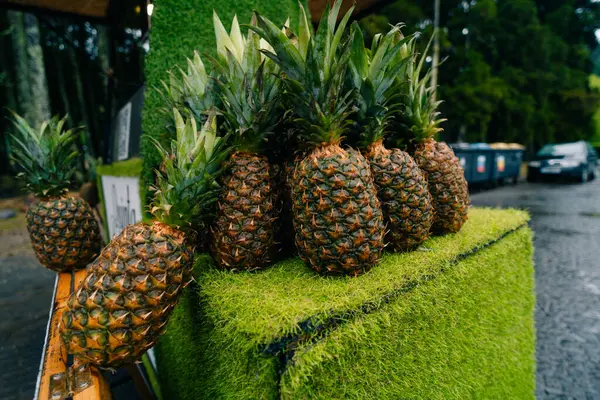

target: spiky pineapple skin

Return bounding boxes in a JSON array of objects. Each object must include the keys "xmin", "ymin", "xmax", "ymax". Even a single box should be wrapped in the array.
[
  {"xmin": 412, "ymin": 139, "xmax": 469, "ymax": 234},
  {"xmin": 59, "ymin": 221, "xmax": 193, "ymax": 368},
  {"xmin": 210, "ymin": 152, "xmax": 276, "ymax": 271},
  {"xmin": 365, "ymin": 142, "xmax": 434, "ymax": 251},
  {"xmin": 26, "ymin": 196, "xmax": 101, "ymax": 272},
  {"xmin": 292, "ymin": 144, "xmax": 385, "ymax": 276}
]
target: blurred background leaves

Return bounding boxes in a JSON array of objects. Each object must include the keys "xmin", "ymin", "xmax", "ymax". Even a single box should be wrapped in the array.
[{"xmin": 359, "ymin": 0, "xmax": 600, "ymax": 151}]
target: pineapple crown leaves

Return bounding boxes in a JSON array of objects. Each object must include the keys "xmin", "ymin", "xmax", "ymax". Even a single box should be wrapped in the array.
[
  {"xmin": 347, "ymin": 22, "xmax": 414, "ymax": 146},
  {"xmin": 249, "ymin": 0, "xmax": 357, "ymax": 147},
  {"xmin": 211, "ymin": 12, "xmax": 282, "ymax": 153},
  {"xmin": 149, "ymin": 109, "xmax": 230, "ymax": 230},
  {"xmin": 214, "ymin": 13, "xmax": 246, "ymax": 64},
  {"xmin": 157, "ymin": 51, "xmax": 221, "ymax": 125},
  {"xmin": 214, "ymin": 11, "xmax": 286, "ymax": 71},
  {"xmin": 398, "ymin": 34, "xmax": 447, "ymax": 142},
  {"xmin": 8, "ymin": 111, "xmax": 79, "ymax": 198}
]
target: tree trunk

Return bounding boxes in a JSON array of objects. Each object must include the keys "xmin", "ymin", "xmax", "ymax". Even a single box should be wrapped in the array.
[
  {"xmin": 24, "ymin": 13, "xmax": 50, "ymax": 126},
  {"xmin": 7, "ymin": 11, "xmax": 50, "ymax": 128},
  {"xmin": 0, "ymin": 11, "xmax": 17, "ymax": 175}
]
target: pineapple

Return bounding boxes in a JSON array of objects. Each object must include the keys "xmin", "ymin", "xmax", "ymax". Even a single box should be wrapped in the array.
[
  {"xmin": 348, "ymin": 23, "xmax": 435, "ymax": 251},
  {"xmin": 157, "ymin": 50, "xmax": 222, "ymax": 252},
  {"xmin": 208, "ymin": 13, "xmax": 282, "ymax": 271},
  {"xmin": 59, "ymin": 110, "xmax": 228, "ymax": 367},
  {"xmin": 8, "ymin": 113, "xmax": 101, "ymax": 272},
  {"xmin": 159, "ymin": 50, "xmax": 220, "ymax": 124},
  {"xmin": 252, "ymin": 1, "xmax": 385, "ymax": 276},
  {"xmin": 398, "ymin": 37, "xmax": 469, "ymax": 234}
]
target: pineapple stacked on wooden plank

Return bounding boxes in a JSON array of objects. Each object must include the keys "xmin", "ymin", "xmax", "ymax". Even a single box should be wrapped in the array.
[
  {"xmin": 252, "ymin": 1, "xmax": 386, "ymax": 276},
  {"xmin": 208, "ymin": 13, "xmax": 282, "ymax": 271},
  {"xmin": 8, "ymin": 113, "xmax": 101, "ymax": 272},
  {"xmin": 59, "ymin": 110, "xmax": 229, "ymax": 368},
  {"xmin": 396, "ymin": 37, "xmax": 470, "ymax": 234},
  {"xmin": 347, "ymin": 23, "xmax": 435, "ymax": 251}
]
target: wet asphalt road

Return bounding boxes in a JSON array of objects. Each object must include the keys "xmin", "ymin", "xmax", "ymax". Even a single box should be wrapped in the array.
[
  {"xmin": 0, "ymin": 255, "xmax": 54, "ymax": 400},
  {"xmin": 471, "ymin": 178, "xmax": 600, "ymax": 399},
  {"xmin": 1, "ymin": 178, "xmax": 599, "ymax": 399}
]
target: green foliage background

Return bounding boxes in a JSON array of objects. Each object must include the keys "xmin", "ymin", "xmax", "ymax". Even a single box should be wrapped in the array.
[
  {"xmin": 360, "ymin": 0, "xmax": 600, "ymax": 152},
  {"xmin": 155, "ymin": 208, "xmax": 535, "ymax": 399},
  {"xmin": 591, "ymin": 74, "xmax": 600, "ymax": 145},
  {"xmin": 141, "ymin": 0, "xmax": 306, "ymax": 200}
]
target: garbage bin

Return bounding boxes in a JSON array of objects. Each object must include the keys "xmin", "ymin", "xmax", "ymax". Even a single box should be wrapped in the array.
[
  {"xmin": 452, "ymin": 144, "xmax": 495, "ymax": 186},
  {"xmin": 469, "ymin": 149, "xmax": 495, "ymax": 184},
  {"xmin": 451, "ymin": 145, "xmax": 472, "ymax": 183},
  {"xmin": 489, "ymin": 143, "xmax": 525, "ymax": 185},
  {"xmin": 493, "ymin": 149, "xmax": 524, "ymax": 184}
]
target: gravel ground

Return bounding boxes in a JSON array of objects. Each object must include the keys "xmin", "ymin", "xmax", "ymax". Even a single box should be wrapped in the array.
[
  {"xmin": 1, "ymin": 177, "xmax": 599, "ymax": 399},
  {"xmin": 471, "ymin": 177, "xmax": 600, "ymax": 399}
]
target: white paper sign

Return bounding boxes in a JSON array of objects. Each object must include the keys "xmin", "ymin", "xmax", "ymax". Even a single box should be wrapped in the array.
[
  {"xmin": 116, "ymin": 102, "xmax": 132, "ymax": 161},
  {"xmin": 101, "ymin": 175, "xmax": 143, "ymax": 239}
]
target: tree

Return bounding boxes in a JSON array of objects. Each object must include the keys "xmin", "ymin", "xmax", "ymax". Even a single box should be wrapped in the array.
[
  {"xmin": 0, "ymin": 9, "xmax": 117, "ymax": 185},
  {"xmin": 6, "ymin": 11, "xmax": 50, "ymax": 128},
  {"xmin": 360, "ymin": 0, "xmax": 600, "ymax": 152}
]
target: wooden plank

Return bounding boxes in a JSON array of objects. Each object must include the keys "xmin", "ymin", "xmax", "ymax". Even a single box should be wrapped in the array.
[
  {"xmin": 34, "ymin": 275, "xmax": 59, "ymax": 400},
  {"xmin": 36, "ymin": 269, "xmax": 111, "ymax": 400},
  {"xmin": 73, "ymin": 361, "xmax": 112, "ymax": 400},
  {"xmin": 73, "ymin": 268, "xmax": 88, "ymax": 288},
  {"xmin": 309, "ymin": 0, "xmax": 388, "ymax": 23},
  {"xmin": 36, "ymin": 271, "xmax": 73, "ymax": 400},
  {"xmin": 1, "ymin": 0, "xmax": 109, "ymax": 18}
]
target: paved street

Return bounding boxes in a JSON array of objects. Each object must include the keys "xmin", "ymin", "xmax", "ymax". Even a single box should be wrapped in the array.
[
  {"xmin": 0, "ymin": 218, "xmax": 55, "ymax": 400},
  {"xmin": 472, "ymin": 178, "xmax": 600, "ymax": 399},
  {"xmin": 1, "ymin": 178, "xmax": 599, "ymax": 399}
]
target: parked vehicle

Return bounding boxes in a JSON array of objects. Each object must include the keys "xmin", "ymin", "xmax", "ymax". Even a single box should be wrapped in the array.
[{"xmin": 527, "ymin": 141, "xmax": 598, "ymax": 182}]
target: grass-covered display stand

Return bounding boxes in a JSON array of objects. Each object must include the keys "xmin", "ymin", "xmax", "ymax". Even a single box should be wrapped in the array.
[{"xmin": 154, "ymin": 208, "xmax": 535, "ymax": 399}]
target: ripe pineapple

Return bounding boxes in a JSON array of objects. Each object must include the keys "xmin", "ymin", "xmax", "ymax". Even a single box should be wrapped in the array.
[
  {"xmin": 60, "ymin": 110, "xmax": 228, "ymax": 367},
  {"xmin": 209, "ymin": 13, "xmax": 282, "ymax": 271},
  {"xmin": 8, "ymin": 113, "xmax": 101, "ymax": 272},
  {"xmin": 399, "ymin": 37, "xmax": 469, "ymax": 234},
  {"xmin": 252, "ymin": 1, "xmax": 385, "ymax": 276},
  {"xmin": 348, "ymin": 23, "xmax": 434, "ymax": 251}
]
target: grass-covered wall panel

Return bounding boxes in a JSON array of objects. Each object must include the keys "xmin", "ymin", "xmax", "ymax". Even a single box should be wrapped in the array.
[
  {"xmin": 141, "ymin": 0, "xmax": 307, "ymax": 200},
  {"xmin": 155, "ymin": 208, "xmax": 535, "ymax": 399},
  {"xmin": 155, "ymin": 283, "xmax": 280, "ymax": 400},
  {"xmin": 282, "ymin": 228, "xmax": 535, "ymax": 399}
]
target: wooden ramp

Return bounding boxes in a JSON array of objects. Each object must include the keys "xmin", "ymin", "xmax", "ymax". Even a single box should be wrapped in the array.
[{"xmin": 34, "ymin": 270, "xmax": 111, "ymax": 400}]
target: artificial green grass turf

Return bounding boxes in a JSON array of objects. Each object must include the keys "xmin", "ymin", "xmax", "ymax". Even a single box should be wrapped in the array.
[
  {"xmin": 283, "ymin": 227, "xmax": 535, "ymax": 399},
  {"xmin": 141, "ymin": 0, "xmax": 307, "ymax": 209},
  {"xmin": 155, "ymin": 207, "xmax": 535, "ymax": 399}
]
